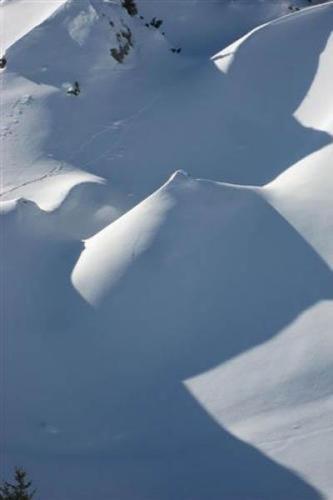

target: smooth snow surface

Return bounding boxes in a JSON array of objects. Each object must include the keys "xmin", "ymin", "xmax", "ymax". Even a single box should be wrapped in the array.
[
  {"xmin": 1, "ymin": 0, "xmax": 333, "ymax": 499},
  {"xmin": 0, "ymin": 0, "xmax": 67, "ymax": 52}
]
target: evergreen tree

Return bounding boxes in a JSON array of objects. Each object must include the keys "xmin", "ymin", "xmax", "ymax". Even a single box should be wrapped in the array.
[{"xmin": 0, "ymin": 468, "xmax": 35, "ymax": 500}]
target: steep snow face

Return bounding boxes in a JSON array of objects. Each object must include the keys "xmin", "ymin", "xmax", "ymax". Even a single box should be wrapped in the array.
[
  {"xmin": 263, "ymin": 144, "xmax": 333, "ymax": 271},
  {"xmin": 294, "ymin": 23, "xmax": 333, "ymax": 135}
]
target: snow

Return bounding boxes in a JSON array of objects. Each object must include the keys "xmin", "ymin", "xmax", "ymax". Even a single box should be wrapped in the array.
[
  {"xmin": 2, "ymin": 0, "xmax": 332, "ymax": 213},
  {"xmin": 185, "ymin": 300, "xmax": 333, "ymax": 496},
  {"xmin": 263, "ymin": 144, "xmax": 333, "ymax": 270},
  {"xmin": 1, "ymin": 0, "xmax": 333, "ymax": 498},
  {"xmin": 294, "ymin": 26, "xmax": 333, "ymax": 134},
  {"xmin": 0, "ymin": 0, "xmax": 67, "ymax": 53}
]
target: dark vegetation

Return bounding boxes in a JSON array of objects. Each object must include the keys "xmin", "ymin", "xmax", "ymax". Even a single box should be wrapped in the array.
[
  {"xmin": 110, "ymin": 0, "xmax": 181, "ymax": 63},
  {"xmin": 0, "ymin": 468, "xmax": 35, "ymax": 500},
  {"xmin": 110, "ymin": 24, "xmax": 133, "ymax": 63},
  {"xmin": 121, "ymin": 0, "xmax": 138, "ymax": 17},
  {"xmin": 150, "ymin": 17, "xmax": 163, "ymax": 29},
  {"xmin": 0, "ymin": 56, "xmax": 7, "ymax": 69},
  {"xmin": 288, "ymin": 5, "xmax": 301, "ymax": 11}
]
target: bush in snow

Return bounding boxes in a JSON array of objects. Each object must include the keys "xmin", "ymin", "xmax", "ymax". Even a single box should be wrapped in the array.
[
  {"xmin": 111, "ymin": 25, "xmax": 133, "ymax": 63},
  {"xmin": 121, "ymin": 0, "xmax": 138, "ymax": 17},
  {"xmin": 111, "ymin": 47, "xmax": 124, "ymax": 63},
  {"xmin": 150, "ymin": 17, "xmax": 163, "ymax": 29},
  {"xmin": 120, "ymin": 26, "xmax": 133, "ymax": 47},
  {"xmin": 0, "ymin": 56, "xmax": 7, "ymax": 69},
  {"xmin": 0, "ymin": 468, "xmax": 35, "ymax": 500}
]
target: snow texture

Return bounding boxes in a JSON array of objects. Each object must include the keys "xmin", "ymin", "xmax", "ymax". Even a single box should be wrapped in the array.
[{"xmin": 1, "ymin": 0, "xmax": 333, "ymax": 498}]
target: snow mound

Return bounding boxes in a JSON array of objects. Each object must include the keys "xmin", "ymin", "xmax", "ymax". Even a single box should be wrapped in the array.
[
  {"xmin": 1, "ymin": 1, "xmax": 333, "ymax": 499},
  {"xmin": 70, "ymin": 170, "xmax": 333, "ymax": 498},
  {"xmin": 3, "ymin": 166, "xmax": 330, "ymax": 498}
]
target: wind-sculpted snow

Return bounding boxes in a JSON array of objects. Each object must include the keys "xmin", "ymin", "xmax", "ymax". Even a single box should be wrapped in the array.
[
  {"xmin": 2, "ymin": 170, "xmax": 331, "ymax": 499},
  {"xmin": 1, "ymin": 0, "xmax": 332, "ymax": 214},
  {"xmin": 1, "ymin": 1, "xmax": 333, "ymax": 499},
  {"xmin": 263, "ymin": 143, "xmax": 333, "ymax": 271}
]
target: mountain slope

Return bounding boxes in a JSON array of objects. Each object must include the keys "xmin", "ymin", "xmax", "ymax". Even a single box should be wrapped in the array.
[
  {"xmin": 1, "ymin": 1, "xmax": 333, "ymax": 499},
  {"xmin": 1, "ymin": 1, "xmax": 332, "ymax": 214},
  {"xmin": 3, "ymin": 170, "xmax": 331, "ymax": 499}
]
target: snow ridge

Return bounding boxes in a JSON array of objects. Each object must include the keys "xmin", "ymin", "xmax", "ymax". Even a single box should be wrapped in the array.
[{"xmin": 1, "ymin": 1, "xmax": 333, "ymax": 499}]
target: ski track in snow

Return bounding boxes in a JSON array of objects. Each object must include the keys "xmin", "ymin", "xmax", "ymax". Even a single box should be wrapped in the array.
[
  {"xmin": 258, "ymin": 423, "xmax": 333, "ymax": 450},
  {"xmin": 76, "ymin": 92, "xmax": 163, "ymax": 170},
  {"xmin": 0, "ymin": 162, "xmax": 64, "ymax": 198},
  {"xmin": 0, "ymin": 92, "xmax": 163, "ymax": 202}
]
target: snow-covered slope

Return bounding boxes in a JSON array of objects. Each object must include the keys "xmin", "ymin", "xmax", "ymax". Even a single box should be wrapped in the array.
[
  {"xmin": 1, "ymin": 0, "xmax": 332, "ymax": 214},
  {"xmin": 71, "ymin": 158, "xmax": 333, "ymax": 498},
  {"xmin": 1, "ymin": 0, "xmax": 333, "ymax": 499},
  {"xmin": 0, "ymin": 0, "xmax": 66, "ymax": 53},
  {"xmin": 3, "ymin": 169, "xmax": 332, "ymax": 499}
]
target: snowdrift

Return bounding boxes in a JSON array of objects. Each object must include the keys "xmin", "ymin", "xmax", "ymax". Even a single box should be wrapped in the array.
[{"xmin": 1, "ymin": 0, "xmax": 333, "ymax": 499}]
